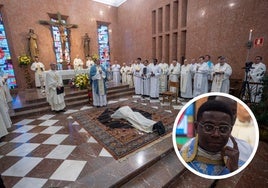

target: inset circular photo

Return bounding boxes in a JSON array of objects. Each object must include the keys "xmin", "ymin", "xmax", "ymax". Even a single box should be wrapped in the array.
[{"xmin": 172, "ymin": 92, "xmax": 259, "ymax": 179}]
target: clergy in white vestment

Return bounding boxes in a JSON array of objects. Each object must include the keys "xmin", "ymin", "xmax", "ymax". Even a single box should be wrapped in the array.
[
  {"xmin": 126, "ymin": 61, "xmax": 134, "ymax": 88},
  {"xmin": 248, "ymin": 56, "xmax": 266, "ymax": 103},
  {"xmin": 120, "ymin": 63, "xmax": 128, "ymax": 85},
  {"xmin": 30, "ymin": 56, "xmax": 45, "ymax": 90},
  {"xmin": 140, "ymin": 60, "xmax": 150, "ymax": 97},
  {"xmin": 90, "ymin": 60, "xmax": 107, "ymax": 107},
  {"xmin": 111, "ymin": 61, "xmax": 121, "ymax": 85},
  {"xmin": 168, "ymin": 59, "xmax": 181, "ymax": 93},
  {"xmin": 73, "ymin": 55, "xmax": 84, "ymax": 70},
  {"xmin": 193, "ymin": 56, "xmax": 209, "ymax": 97},
  {"xmin": 180, "ymin": 59, "xmax": 193, "ymax": 98},
  {"xmin": 0, "ymin": 112, "xmax": 8, "ymax": 138},
  {"xmin": 0, "ymin": 78, "xmax": 12, "ymax": 131},
  {"xmin": 86, "ymin": 56, "xmax": 95, "ymax": 70},
  {"xmin": 149, "ymin": 59, "xmax": 161, "ymax": 99},
  {"xmin": 232, "ymin": 103, "xmax": 256, "ymax": 148},
  {"xmin": 45, "ymin": 63, "xmax": 66, "ymax": 112},
  {"xmin": 211, "ymin": 56, "xmax": 232, "ymax": 93},
  {"xmin": 133, "ymin": 58, "xmax": 144, "ymax": 95},
  {"xmin": 0, "ymin": 69, "xmax": 12, "ymax": 102},
  {"xmin": 158, "ymin": 60, "xmax": 169, "ymax": 94}
]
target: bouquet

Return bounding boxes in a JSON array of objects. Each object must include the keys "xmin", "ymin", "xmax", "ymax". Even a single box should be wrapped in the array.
[
  {"xmin": 74, "ymin": 73, "xmax": 89, "ymax": 89},
  {"xmin": 91, "ymin": 54, "xmax": 99, "ymax": 62},
  {"xmin": 18, "ymin": 54, "xmax": 31, "ymax": 66}
]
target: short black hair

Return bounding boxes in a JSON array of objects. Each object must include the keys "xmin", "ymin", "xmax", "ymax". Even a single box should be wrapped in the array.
[
  {"xmin": 256, "ymin": 56, "xmax": 262, "ymax": 60},
  {"xmin": 196, "ymin": 100, "xmax": 234, "ymax": 125}
]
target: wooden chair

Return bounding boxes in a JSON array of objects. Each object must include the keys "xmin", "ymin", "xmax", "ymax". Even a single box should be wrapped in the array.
[{"xmin": 162, "ymin": 81, "xmax": 179, "ymax": 105}]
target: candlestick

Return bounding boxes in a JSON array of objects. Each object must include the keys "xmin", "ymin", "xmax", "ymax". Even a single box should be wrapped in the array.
[{"xmin": 249, "ymin": 29, "xmax": 253, "ymax": 41}]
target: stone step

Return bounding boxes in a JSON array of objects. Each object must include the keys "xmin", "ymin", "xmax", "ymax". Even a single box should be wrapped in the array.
[
  {"xmin": 68, "ymin": 134, "xmax": 179, "ymax": 187},
  {"xmin": 167, "ymin": 169, "xmax": 215, "ymax": 188},
  {"xmin": 14, "ymin": 87, "xmax": 133, "ymax": 112},
  {"xmin": 10, "ymin": 85, "xmax": 134, "ymax": 120},
  {"xmin": 120, "ymin": 151, "xmax": 187, "ymax": 188},
  {"xmin": 10, "ymin": 99, "xmax": 90, "ymax": 120},
  {"xmin": 13, "ymin": 94, "xmax": 89, "ymax": 112}
]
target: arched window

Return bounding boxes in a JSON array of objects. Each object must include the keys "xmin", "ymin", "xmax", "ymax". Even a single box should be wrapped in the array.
[
  {"xmin": 97, "ymin": 22, "xmax": 110, "ymax": 65},
  {"xmin": 0, "ymin": 12, "xmax": 17, "ymax": 89}
]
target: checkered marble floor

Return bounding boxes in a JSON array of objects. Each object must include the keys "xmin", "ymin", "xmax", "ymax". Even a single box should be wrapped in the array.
[{"xmin": 0, "ymin": 96, "xmax": 185, "ymax": 187}]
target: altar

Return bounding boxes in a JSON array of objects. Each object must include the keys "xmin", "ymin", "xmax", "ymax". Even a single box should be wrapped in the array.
[{"xmin": 44, "ymin": 69, "xmax": 89, "ymax": 80}]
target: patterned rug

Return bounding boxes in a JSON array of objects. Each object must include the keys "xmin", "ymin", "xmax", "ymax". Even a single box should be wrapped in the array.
[{"xmin": 72, "ymin": 99, "xmax": 179, "ymax": 159}]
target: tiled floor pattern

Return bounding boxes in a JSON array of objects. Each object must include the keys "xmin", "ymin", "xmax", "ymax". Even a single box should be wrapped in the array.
[{"xmin": 1, "ymin": 96, "xmax": 185, "ymax": 187}]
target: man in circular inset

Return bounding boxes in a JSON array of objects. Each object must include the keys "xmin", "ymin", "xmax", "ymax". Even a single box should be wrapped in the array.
[{"xmin": 180, "ymin": 100, "xmax": 252, "ymax": 176}]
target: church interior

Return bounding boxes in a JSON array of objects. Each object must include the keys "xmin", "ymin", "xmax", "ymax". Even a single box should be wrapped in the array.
[{"xmin": 0, "ymin": 0, "xmax": 268, "ymax": 187}]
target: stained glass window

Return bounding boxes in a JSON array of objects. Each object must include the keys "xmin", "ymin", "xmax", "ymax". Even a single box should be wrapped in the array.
[
  {"xmin": 0, "ymin": 12, "xmax": 17, "ymax": 89},
  {"xmin": 97, "ymin": 24, "xmax": 110, "ymax": 65},
  {"xmin": 51, "ymin": 18, "xmax": 70, "ymax": 64}
]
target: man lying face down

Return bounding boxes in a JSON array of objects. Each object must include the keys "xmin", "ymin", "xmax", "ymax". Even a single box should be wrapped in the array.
[{"xmin": 180, "ymin": 100, "xmax": 253, "ymax": 176}]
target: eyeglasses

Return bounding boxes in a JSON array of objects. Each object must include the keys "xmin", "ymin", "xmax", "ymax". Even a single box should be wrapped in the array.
[{"xmin": 198, "ymin": 122, "xmax": 232, "ymax": 135}]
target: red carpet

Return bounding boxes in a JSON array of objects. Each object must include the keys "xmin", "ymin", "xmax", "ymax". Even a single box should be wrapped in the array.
[{"xmin": 73, "ymin": 99, "xmax": 179, "ymax": 159}]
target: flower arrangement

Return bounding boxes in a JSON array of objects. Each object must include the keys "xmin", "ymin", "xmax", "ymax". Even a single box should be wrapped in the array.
[
  {"xmin": 91, "ymin": 53, "xmax": 99, "ymax": 63},
  {"xmin": 18, "ymin": 54, "xmax": 31, "ymax": 66},
  {"xmin": 74, "ymin": 73, "xmax": 89, "ymax": 89}
]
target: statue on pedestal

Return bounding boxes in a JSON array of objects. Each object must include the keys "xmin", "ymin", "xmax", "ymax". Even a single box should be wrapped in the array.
[
  {"xmin": 83, "ymin": 33, "xmax": 90, "ymax": 59},
  {"xmin": 27, "ymin": 29, "xmax": 39, "ymax": 60}
]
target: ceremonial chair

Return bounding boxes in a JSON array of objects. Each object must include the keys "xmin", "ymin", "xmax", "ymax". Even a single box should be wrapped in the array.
[{"xmin": 162, "ymin": 81, "xmax": 179, "ymax": 106}]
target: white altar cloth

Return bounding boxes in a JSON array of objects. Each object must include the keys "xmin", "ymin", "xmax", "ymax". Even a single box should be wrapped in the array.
[{"xmin": 44, "ymin": 69, "xmax": 89, "ymax": 80}]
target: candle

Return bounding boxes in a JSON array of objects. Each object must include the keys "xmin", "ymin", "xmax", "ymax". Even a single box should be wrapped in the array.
[{"xmin": 249, "ymin": 29, "xmax": 253, "ymax": 41}]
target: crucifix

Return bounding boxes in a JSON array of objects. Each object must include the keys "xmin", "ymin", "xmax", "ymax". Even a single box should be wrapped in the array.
[{"xmin": 39, "ymin": 12, "xmax": 78, "ymax": 64}]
